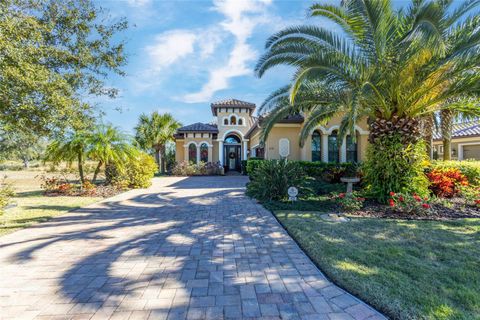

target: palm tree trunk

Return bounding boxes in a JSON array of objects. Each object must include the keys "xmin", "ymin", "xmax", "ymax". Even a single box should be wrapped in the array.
[
  {"xmin": 422, "ymin": 115, "xmax": 434, "ymax": 159},
  {"xmin": 154, "ymin": 148, "xmax": 161, "ymax": 172},
  {"xmin": 78, "ymin": 152, "xmax": 85, "ymax": 184},
  {"xmin": 160, "ymin": 145, "xmax": 166, "ymax": 174},
  {"xmin": 441, "ymin": 109, "xmax": 454, "ymax": 160},
  {"xmin": 92, "ymin": 161, "xmax": 103, "ymax": 183}
]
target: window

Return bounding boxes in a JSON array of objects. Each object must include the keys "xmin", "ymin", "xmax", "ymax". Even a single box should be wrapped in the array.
[
  {"xmin": 238, "ymin": 118, "xmax": 243, "ymax": 125},
  {"xmin": 188, "ymin": 144, "xmax": 197, "ymax": 163},
  {"xmin": 311, "ymin": 131, "xmax": 321, "ymax": 162},
  {"xmin": 328, "ymin": 130, "xmax": 340, "ymax": 163},
  {"xmin": 200, "ymin": 143, "xmax": 208, "ymax": 162},
  {"xmin": 346, "ymin": 134, "xmax": 358, "ymax": 162},
  {"xmin": 230, "ymin": 116, "xmax": 237, "ymax": 125},
  {"xmin": 256, "ymin": 147, "xmax": 265, "ymax": 159},
  {"xmin": 224, "ymin": 118, "xmax": 228, "ymax": 125},
  {"xmin": 439, "ymin": 145, "xmax": 444, "ymax": 154},
  {"xmin": 225, "ymin": 135, "xmax": 240, "ymax": 144}
]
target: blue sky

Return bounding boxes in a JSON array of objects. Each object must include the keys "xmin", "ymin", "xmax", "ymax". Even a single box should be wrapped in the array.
[{"xmin": 94, "ymin": 0, "xmax": 322, "ymax": 133}]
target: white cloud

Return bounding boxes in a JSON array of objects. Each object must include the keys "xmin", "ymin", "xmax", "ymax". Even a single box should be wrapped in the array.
[
  {"xmin": 181, "ymin": 0, "xmax": 273, "ymax": 103},
  {"xmin": 126, "ymin": 0, "xmax": 152, "ymax": 7},
  {"xmin": 145, "ymin": 30, "xmax": 197, "ymax": 72}
]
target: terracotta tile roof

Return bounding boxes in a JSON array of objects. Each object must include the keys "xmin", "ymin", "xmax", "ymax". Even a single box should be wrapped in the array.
[
  {"xmin": 433, "ymin": 120, "xmax": 480, "ymax": 140},
  {"xmin": 211, "ymin": 99, "xmax": 256, "ymax": 115},
  {"xmin": 177, "ymin": 122, "xmax": 218, "ymax": 133}
]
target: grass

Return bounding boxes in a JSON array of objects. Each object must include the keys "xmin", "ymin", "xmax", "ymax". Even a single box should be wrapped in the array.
[
  {"xmin": 1, "ymin": 170, "xmax": 101, "ymax": 236},
  {"xmin": 272, "ymin": 199, "xmax": 480, "ymax": 320}
]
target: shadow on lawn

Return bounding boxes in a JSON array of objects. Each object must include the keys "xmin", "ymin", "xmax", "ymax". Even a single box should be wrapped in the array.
[{"xmin": 1, "ymin": 176, "xmax": 274, "ymax": 317}]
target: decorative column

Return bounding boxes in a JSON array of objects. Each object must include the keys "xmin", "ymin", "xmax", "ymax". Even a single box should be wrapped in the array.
[
  {"xmin": 321, "ymin": 134, "xmax": 329, "ymax": 162},
  {"xmin": 242, "ymin": 141, "xmax": 248, "ymax": 160},
  {"xmin": 208, "ymin": 145, "xmax": 213, "ymax": 163},
  {"xmin": 340, "ymin": 137, "xmax": 347, "ymax": 163},
  {"xmin": 196, "ymin": 145, "xmax": 200, "ymax": 164},
  {"xmin": 184, "ymin": 145, "xmax": 189, "ymax": 162},
  {"xmin": 218, "ymin": 141, "xmax": 224, "ymax": 165}
]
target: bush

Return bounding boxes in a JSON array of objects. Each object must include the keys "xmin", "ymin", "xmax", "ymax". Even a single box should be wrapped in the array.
[
  {"xmin": 429, "ymin": 160, "xmax": 480, "ymax": 186},
  {"xmin": 172, "ymin": 161, "xmax": 223, "ymax": 176},
  {"xmin": 246, "ymin": 159, "xmax": 357, "ymax": 183},
  {"xmin": 246, "ymin": 159, "xmax": 264, "ymax": 178},
  {"xmin": 388, "ymin": 192, "xmax": 432, "ymax": 215},
  {"xmin": 427, "ymin": 168, "xmax": 469, "ymax": 198},
  {"xmin": 111, "ymin": 152, "xmax": 157, "ymax": 189},
  {"xmin": 363, "ymin": 135, "xmax": 429, "ymax": 202},
  {"xmin": 246, "ymin": 159, "xmax": 307, "ymax": 201},
  {"xmin": 0, "ymin": 176, "xmax": 15, "ymax": 215},
  {"xmin": 331, "ymin": 192, "xmax": 365, "ymax": 212}
]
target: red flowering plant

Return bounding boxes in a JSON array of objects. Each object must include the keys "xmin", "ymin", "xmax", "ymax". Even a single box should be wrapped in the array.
[
  {"xmin": 459, "ymin": 185, "xmax": 480, "ymax": 208},
  {"xmin": 388, "ymin": 192, "xmax": 432, "ymax": 214},
  {"xmin": 332, "ymin": 192, "xmax": 366, "ymax": 212},
  {"xmin": 427, "ymin": 168, "xmax": 469, "ymax": 198}
]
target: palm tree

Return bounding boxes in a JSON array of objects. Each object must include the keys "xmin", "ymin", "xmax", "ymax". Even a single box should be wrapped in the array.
[
  {"xmin": 87, "ymin": 125, "xmax": 135, "ymax": 183},
  {"xmin": 134, "ymin": 112, "xmax": 181, "ymax": 174},
  {"xmin": 45, "ymin": 130, "xmax": 89, "ymax": 184},
  {"xmin": 255, "ymin": 0, "xmax": 480, "ymax": 199}
]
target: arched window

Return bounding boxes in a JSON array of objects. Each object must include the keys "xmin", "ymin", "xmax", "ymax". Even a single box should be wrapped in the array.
[
  {"xmin": 188, "ymin": 144, "xmax": 197, "ymax": 163},
  {"xmin": 223, "ymin": 118, "xmax": 228, "ymax": 125},
  {"xmin": 238, "ymin": 118, "xmax": 243, "ymax": 125},
  {"xmin": 200, "ymin": 143, "xmax": 208, "ymax": 162},
  {"xmin": 346, "ymin": 134, "xmax": 358, "ymax": 162},
  {"xmin": 311, "ymin": 131, "xmax": 322, "ymax": 162},
  {"xmin": 328, "ymin": 130, "xmax": 340, "ymax": 163},
  {"xmin": 224, "ymin": 135, "xmax": 241, "ymax": 144},
  {"xmin": 230, "ymin": 116, "xmax": 237, "ymax": 125}
]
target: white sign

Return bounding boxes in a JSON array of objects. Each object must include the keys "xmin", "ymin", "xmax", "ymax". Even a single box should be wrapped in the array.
[{"xmin": 288, "ymin": 186, "xmax": 298, "ymax": 201}]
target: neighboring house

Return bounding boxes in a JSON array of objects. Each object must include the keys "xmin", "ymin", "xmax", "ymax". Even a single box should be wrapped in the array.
[
  {"xmin": 432, "ymin": 120, "xmax": 480, "ymax": 160},
  {"xmin": 174, "ymin": 99, "xmax": 370, "ymax": 172}
]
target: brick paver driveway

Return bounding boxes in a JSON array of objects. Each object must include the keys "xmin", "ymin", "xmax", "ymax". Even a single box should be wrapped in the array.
[{"xmin": 0, "ymin": 176, "xmax": 385, "ymax": 320}]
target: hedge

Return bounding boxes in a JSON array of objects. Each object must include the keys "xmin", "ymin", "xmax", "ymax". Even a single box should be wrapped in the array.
[
  {"xmin": 246, "ymin": 159, "xmax": 357, "ymax": 182},
  {"xmin": 429, "ymin": 160, "xmax": 480, "ymax": 186}
]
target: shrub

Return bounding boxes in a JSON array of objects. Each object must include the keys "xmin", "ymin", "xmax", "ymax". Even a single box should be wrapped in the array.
[
  {"xmin": 111, "ymin": 152, "xmax": 157, "ymax": 189},
  {"xmin": 0, "ymin": 176, "xmax": 15, "ymax": 215},
  {"xmin": 246, "ymin": 159, "xmax": 264, "ymax": 177},
  {"xmin": 331, "ymin": 192, "xmax": 365, "ymax": 212},
  {"xmin": 388, "ymin": 192, "xmax": 432, "ymax": 215},
  {"xmin": 246, "ymin": 159, "xmax": 307, "ymax": 201},
  {"xmin": 459, "ymin": 185, "xmax": 480, "ymax": 207},
  {"xmin": 429, "ymin": 160, "xmax": 480, "ymax": 186},
  {"xmin": 427, "ymin": 168, "xmax": 469, "ymax": 198},
  {"xmin": 363, "ymin": 135, "xmax": 429, "ymax": 202},
  {"xmin": 172, "ymin": 161, "xmax": 223, "ymax": 176}
]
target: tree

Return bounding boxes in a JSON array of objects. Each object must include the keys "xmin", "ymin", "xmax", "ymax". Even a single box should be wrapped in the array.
[
  {"xmin": 87, "ymin": 125, "xmax": 135, "ymax": 183},
  {"xmin": 0, "ymin": 0, "xmax": 127, "ymax": 136},
  {"xmin": 134, "ymin": 112, "xmax": 181, "ymax": 174},
  {"xmin": 0, "ymin": 126, "xmax": 47, "ymax": 167},
  {"xmin": 45, "ymin": 130, "xmax": 90, "ymax": 184},
  {"xmin": 255, "ymin": 0, "xmax": 480, "ymax": 200}
]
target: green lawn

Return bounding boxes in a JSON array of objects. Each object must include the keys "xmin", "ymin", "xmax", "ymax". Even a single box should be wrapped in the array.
[
  {"xmin": 1, "ymin": 170, "xmax": 101, "ymax": 236},
  {"xmin": 274, "ymin": 208, "xmax": 480, "ymax": 320}
]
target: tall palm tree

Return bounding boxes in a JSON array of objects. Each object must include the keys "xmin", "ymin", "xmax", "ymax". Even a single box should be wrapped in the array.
[
  {"xmin": 87, "ymin": 125, "xmax": 135, "ymax": 183},
  {"xmin": 255, "ymin": 0, "xmax": 480, "ymax": 199},
  {"xmin": 134, "ymin": 112, "xmax": 181, "ymax": 174},
  {"xmin": 45, "ymin": 130, "xmax": 89, "ymax": 184}
]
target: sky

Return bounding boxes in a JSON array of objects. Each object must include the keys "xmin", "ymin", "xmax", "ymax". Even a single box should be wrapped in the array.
[
  {"xmin": 93, "ymin": 0, "xmax": 324, "ymax": 133},
  {"xmin": 92, "ymin": 0, "xmax": 464, "ymax": 133}
]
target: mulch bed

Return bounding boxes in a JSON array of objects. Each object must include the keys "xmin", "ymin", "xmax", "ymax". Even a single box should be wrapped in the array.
[{"xmin": 352, "ymin": 198, "xmax": 480, "ymax": 220}]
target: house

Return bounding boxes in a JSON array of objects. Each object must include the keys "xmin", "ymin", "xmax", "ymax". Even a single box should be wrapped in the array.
[
  {"xmin": 432, "ymin": 120, "xmax": 480, "ymax": 160},
  {"xmin": 174, "ymin": 99, "xmax": 371, "ymax": 172}
]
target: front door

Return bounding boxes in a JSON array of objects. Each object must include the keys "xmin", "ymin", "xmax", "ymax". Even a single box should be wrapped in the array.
[{"xmin": 225, "ymin": 145, "xmax": 241, "ymax": 171}]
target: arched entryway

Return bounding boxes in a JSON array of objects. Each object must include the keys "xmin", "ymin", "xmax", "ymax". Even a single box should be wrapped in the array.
[{"xmin": 224, "ymin": 134, "xmax": 241, "ymax": 172}]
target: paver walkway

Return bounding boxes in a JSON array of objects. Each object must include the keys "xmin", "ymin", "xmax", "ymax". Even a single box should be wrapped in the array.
[{"xmin": 0, "ymin": 177, "xmax": 385, "ymax": 320}]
